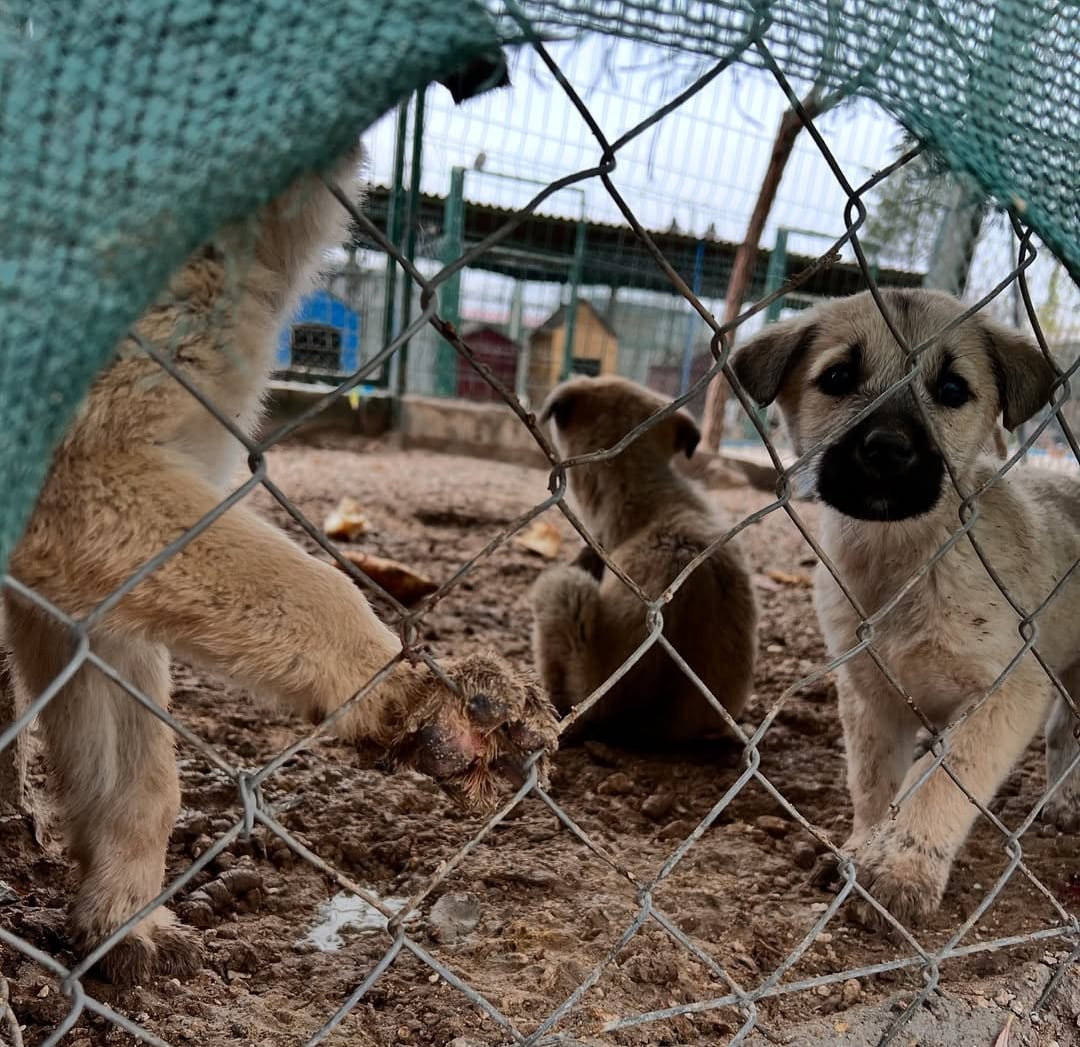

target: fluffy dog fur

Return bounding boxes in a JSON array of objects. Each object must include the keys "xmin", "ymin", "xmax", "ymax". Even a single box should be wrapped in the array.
[
  {"xmin": 530, "ymin": 376, "xmax": 757, "ymax": 745},
  {"xmin": 731, "ymin": 287, "xmax": 1076, "ymax": 928},
  {"xmin": 1, "ymin": 148, "xmax": 557, "ymax": 984}
]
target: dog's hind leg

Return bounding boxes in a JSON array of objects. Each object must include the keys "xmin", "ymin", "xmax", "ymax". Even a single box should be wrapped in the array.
[
  {"xmin": 531, "ymin": 565, "xmax": 600, "ymax": 723},
  {"xmin": 1042, "ymin": 661, "xmax": 1080, "ymax": 832},
  {"xmin": 531, "ymin": 561, "xmax": 600, "ymax": 717},
  {"xmin": 4, "ymin": 604, "xmax": 198, "ymax": 984}
]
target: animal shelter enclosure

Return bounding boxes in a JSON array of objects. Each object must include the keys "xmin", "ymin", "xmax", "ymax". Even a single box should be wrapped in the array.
[{"xmin": 2, "ymin": 1, "xmax": 1080, "ymax": 1046}]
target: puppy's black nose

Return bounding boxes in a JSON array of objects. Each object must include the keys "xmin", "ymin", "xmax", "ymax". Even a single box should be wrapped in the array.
[{"xmin": 857, "ymin": 428, "xmax": 917, "ymax": 475}]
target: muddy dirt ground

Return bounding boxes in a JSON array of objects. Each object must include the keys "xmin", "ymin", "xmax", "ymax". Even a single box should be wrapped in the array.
[{"xmin": 2, "ymin": 433, "xmax": 1079, "ymax": 1046}]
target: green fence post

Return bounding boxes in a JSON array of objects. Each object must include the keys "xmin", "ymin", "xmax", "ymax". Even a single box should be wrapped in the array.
[
  {"xmin": 396, "ymin": 87, "xmax": 426, "ymax": 399},
  {"xmin": 381, "ymin": 101, "xmax": 408, "ymax": 357},
  {"xmin": 560, "ymin": 219, "xmax": 587, "ymax": 380},
  {"xmin": 436, "ymin": 166, "xmax": 465, "ymax": 397},
  {"xmin": 762, "ymin": 227, "xmax": 788, "ymax": 324}
]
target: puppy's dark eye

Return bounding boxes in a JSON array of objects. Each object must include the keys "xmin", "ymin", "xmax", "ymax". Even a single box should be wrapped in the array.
[
  {"xmin": 937, "ymin": 373, "xmax": 971, "ymax": 408},
  {"xmin": 816, "ymin": 362, "xmax": 858, "ymax": 397}
]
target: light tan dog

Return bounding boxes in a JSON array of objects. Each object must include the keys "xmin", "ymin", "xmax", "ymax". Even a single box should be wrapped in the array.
[
  {"xmin": 530, "ymin": 376, "xmax": 757, "ymax": 745},
  {"xmin": 731, "ymin": 288, "xmax": 1076, "ymax": 928},
  {"xmin": 1, "ymin": 149, "xmax": 557, "ymax": 983}
]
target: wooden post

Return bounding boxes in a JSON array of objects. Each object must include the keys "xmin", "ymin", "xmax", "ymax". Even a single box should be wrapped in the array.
[{"xmin": 701, "ymin": 92, "xmax": 823, "ymax": 451}]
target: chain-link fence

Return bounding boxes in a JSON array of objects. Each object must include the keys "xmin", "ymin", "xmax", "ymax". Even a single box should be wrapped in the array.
[{"xmin": 2, "ymin": 6, "xmax": 1080, "ymax": 1047}]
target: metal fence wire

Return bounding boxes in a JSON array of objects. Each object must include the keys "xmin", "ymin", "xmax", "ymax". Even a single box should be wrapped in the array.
[{"xmin": 1, "ymin": 16, "xmax": 1079, "ymax": 1047}]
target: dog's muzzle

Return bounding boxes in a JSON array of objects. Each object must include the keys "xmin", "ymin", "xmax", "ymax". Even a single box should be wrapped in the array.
[{"xmin": 816, "ymin": 408, "xmax": 945, "ymax": 521}]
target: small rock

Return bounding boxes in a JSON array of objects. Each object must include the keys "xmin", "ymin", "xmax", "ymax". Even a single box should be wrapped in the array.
[
  {"xmin": 641, "ymin": 792, "xmax": 675, "ymax": 821},
  {"xmin": 0, "ymin": 880, "xmax": 18, "ymax": 905},
  {"xmin": 755, "ymin": 815, "xmax": 791, "ymax": 837},
  {"xmin": 841, "ymin": 978, "xmax": 861, "ymax": 1006},
  {"xmin": 792, "ymin": 841, "xmax": 818, "ymax": 869},
  {"xmin": 429, "ymin": 893, "xmax": 481, "ymax": 944},
  {"xmin": 597, "ymin": 772, "xmax": 635, "ymax": 797},
  {"xmin": 657, "ymin": 818, "xmax": 695, "ymax": 841},
  {"xmin": 190, "ymin": 834, "xmax": 213, "ymax": 858},
  {"xmin": 447, "ymin": 1039, "xmax": 486, "ymax": 1047}
]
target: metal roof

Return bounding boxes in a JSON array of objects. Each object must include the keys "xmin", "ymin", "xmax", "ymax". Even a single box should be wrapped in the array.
[{"xmin": 354, "ymin": 185, "xmax": 925, "ymax": 301}]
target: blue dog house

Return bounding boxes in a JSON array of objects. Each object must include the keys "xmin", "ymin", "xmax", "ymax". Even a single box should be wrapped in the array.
[{"xmin": 276, "ymin": 289, "xmax": 360, "ymax": 375}]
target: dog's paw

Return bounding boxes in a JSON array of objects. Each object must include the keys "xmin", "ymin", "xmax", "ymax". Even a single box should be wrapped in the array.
[
  {"xmin": 844, "ymin": 834, "xmax": 948, "ymax": 933},
  {"xmin": 810, "ymin": 850, "xmax": 846, "ymax": 892},
  {"xmin": 77, "ymin": 912, "xmax": 202, "ymax": 985},
  {"xmin": 809, "ymin": 830, "xmax": 869, "ymax": 892},
  {"xmin": 390, "ymin": 652, "xmax": 559, "ymax": 811}
]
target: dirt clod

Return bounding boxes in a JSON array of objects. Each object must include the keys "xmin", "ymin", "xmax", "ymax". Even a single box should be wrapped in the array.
[
  {"xmin": 641, "ymin": 792, "xmax": 675, "ymax": 821},
  {"xmin": 596, "ymin": 772, "xmax": 635, "ymax": 797},
  {"xmin": 754, "ymin": 815, "xmax": 791, "ymax": 837}
]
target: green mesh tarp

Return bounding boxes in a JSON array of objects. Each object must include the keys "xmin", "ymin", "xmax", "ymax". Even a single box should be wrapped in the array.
[
  {"xmin": 0, "ymin": 0, "xmax": 506, "ymax": 573},
  {"xmin": 503, "ymin": 1, "xmax": 1077, "ymax": 280},
  {"xmin": 1, "ymin": 0, "xmax": 1077, "ymax": 574}
]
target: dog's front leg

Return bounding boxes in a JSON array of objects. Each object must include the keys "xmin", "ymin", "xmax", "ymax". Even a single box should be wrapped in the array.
[
  {"xmin": 14, "ymin": 451, "xmax": 558, "ymax": 809},
  {"xmin": 812, "ymin": 658, "xmax": 921, "ymax": 889},
  {"xmin": 848, "ymin": 668, "xmax": 1053, "ymax": 930}
]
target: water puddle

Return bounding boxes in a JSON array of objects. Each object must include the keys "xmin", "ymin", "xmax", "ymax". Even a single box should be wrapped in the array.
[{"xmin": 301, "ymin": 890, "xmax": 416, "ymax": 952}]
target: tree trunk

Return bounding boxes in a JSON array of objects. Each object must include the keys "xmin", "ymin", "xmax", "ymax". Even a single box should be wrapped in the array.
[
  {"xmin": 923, "ymin": 175, "xmax": 986, "ymax": 296},
  {"xmin": 701, "ymin": 92, "xmax": 823, "ymax": 451}
]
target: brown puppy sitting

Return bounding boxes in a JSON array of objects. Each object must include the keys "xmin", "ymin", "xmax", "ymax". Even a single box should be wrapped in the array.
[{"xmin": 530, "ymin": 376, "xmax": 757, "ymax": 745}]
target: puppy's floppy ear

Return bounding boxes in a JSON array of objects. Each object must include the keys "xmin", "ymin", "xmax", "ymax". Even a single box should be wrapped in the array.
[
  {"xmin": 670, "ymin": 409, "xmax": 701, "ymax": 458},
  {"xmin": 539, "ymin": 387, "xmax": 577, "ymax": 429},
  {"xmin": 980, "ymin": 317, "xmax": 1056, "ymax": 430},
  {"xmin": 731, "ymin": 317, "xmax": 818, "ymax": 406}
]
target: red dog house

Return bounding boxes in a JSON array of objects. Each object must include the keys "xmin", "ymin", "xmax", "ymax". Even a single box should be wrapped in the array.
[{"xmin": 456, "ymin": 325, "xmax": 521, "ymax": 403}]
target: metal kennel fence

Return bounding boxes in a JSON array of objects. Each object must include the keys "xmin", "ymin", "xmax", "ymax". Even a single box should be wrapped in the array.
[{"xmin": 1, "ymin": 1, "xmax": 1079, "ymax": 1045}]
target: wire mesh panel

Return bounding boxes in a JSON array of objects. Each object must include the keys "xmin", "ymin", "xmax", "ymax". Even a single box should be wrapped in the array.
[{"xmin": 1, "ymin": 2, "xmax": 1079, "ymax": 1046}]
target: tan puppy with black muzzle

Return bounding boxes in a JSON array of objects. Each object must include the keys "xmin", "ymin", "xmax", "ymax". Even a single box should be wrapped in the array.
[
  {"xmin": 530, "ymin": 376, "xmax": 757, "ymax": 746},
  {"xmin": 2, "ymin": 148, "xmax": 557, "ymax": 984},
  {"xmin": 731, "ymin": 287, "xmax": 1077, "ymax": 930}
]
